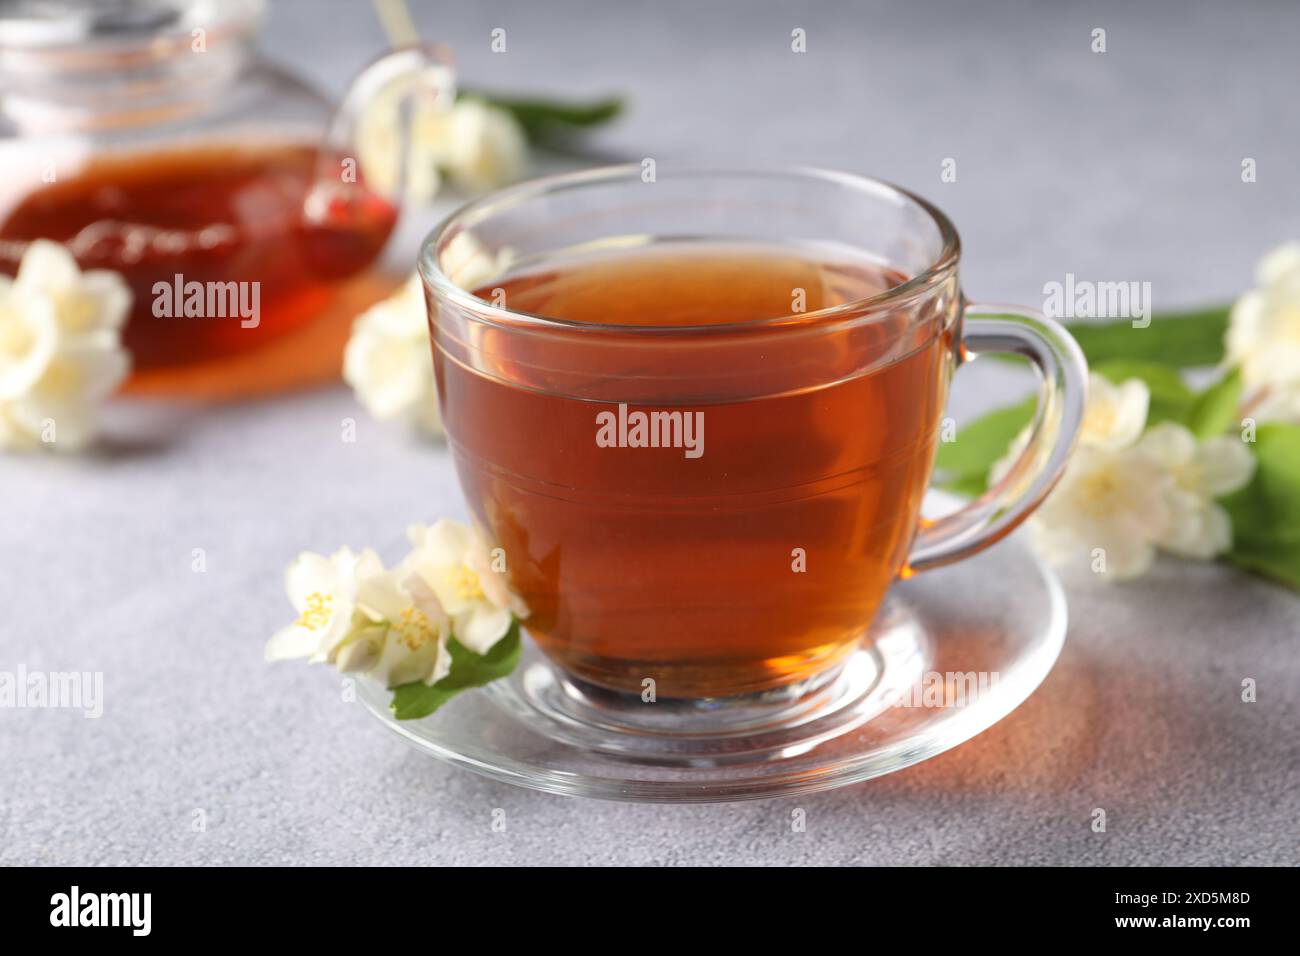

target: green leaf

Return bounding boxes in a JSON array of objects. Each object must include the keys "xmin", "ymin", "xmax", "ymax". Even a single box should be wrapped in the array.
[
  {"xmin": 1092, "ymin": 358, "xmax": 1196, "ymax": 426},
  {"xmin": 461, "ymin": 91, "xmax": 624, "ymax": 143},
  {"xmin": 1187, "ymin": 367, "xmax": 1243, "ymax": 439},
  {"xmin": 933, "ymin": 396, "xmax": 1036, "ymax": 495},
  {"xmin": 390, "ymin": 621, "xmax": 522, "ymax": 720},
  {"xmin": 940, "ymin": 472, "xmax": 997, "ymax": 499},
  {"xmin": 1063, "ymin": 305, "xmax": 1229, "ymax": 369},
  {"xmin": 1220, "ymin": 423, "xmax": 1300, "ymax": 590}
]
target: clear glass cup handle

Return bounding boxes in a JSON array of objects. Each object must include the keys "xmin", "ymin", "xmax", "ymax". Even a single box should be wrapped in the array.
[{"xmin": 906, "ymin": 303, "xmax": 1089, "ymax": 573}]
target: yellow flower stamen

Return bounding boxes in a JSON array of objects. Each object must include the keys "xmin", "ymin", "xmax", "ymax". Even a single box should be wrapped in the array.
[
  {"xmin": 450, "ymin": 565, "xmax": 485, "ymax": 602},
  {"xmin": 1084, "ymin": 405, "xmax": 1116, "ymax": 441},
  {"xmin": 1079, "ymin": 470, "xmax": 1120, "ymax": 517},
  {"xmin": 295, "ymin": 592, "xmax": 334, "ymax": 631},
  {"xmin": 38, "ymin": 357, "xmax": 84, "ymax": 398},
  {"xmin": 0, "ymin": 317, "xmax": 35, "ymax": 358},
  {"xmin": 394, "ymin": 606, "xmax": 436, "ymax": 650}
]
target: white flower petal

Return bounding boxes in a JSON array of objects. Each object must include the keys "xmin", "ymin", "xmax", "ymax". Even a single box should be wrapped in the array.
[
  {"xmin": 1251, "ymin": 387, "xmax": 1300, "ymax": 422},
  {"xmin": 265, "ymin": 625, "xmax": 323, "ymax": 662},
  {"xmin": 440, "ymin": 100, "xmax": 527, "ymax": 194},
  {"xmin": 342, "ymin": 274, "xmax": 441, "ymax": 433},
  {"xmin": 1082, "ymin": 374, "xmax": 1150, "ymax": 450},
  {"xmin": 1194, "ymin": 436, "xmax": 1257, "ymax": 497},
  {"xmin": 30, "ymin": 332, "xmax": 130, "ymax": 404},
  {"xmin": 354, "ymin": 572, "xmax": 407, "ymax": 623},
  {"xmin": 1159, "ymin": 495, "xmax": 1233, "ymax": 559},
  {"xmin": 284, "ymin": 552, "xmax": 339, "ymax": 610},
  {"xmin": 1136, "ymin": 421, "xmax": 1197, "ymax": 470},
  {"xmin": 1028, "ymin": 444, "xmax": 1172, "ymax": 581},
  {"xmin": 0, "ymin": 405, "xmax": 41, "ymax": 451},
  {"xmin": 1096, "ymin": 534, "xmax": 1158, "ymax": 580},
  {"xmin": 0, "ymin": 243, "xmax": 131, "ymax": 453},
  {"xmin": 1226, "ymin": 292, "xmax": 1264, "ymax": 366},
  {"xmin": 423, "ymin": 568, "xmax": 472, "ymax": 617},
  {"xmin": 371, "ymin": 626, "xmax": 450, "ymax": 688},
  {"xmin": 73, "ymin": 271, "xmax": 132, "ymax": 332},
  {"xmin": 409, "ymin": 518, "xmax": 476, "ymax": 567},
  {"xmin": 343, "ymin": 319, "xmax": 431, "ymax": 420},
  {"xmin": 351, "ymin": 548, "xmax": 385, "ymax": 583},
  {"xmin": 0, "ymin": 293, "xmax": 59, "ymax": 401},
  {"xmin": 457, "ymin": 604, "xmax": 513, "ymax": 654},
  {"xmin": 14, "ymin": 239, "xmax": 80, "ymax": 294},
  {"xmin": 332, "ymin": 625, "xmax": 386, "ymax": 673},
  {"xmin": 1256, "ymin": 241, "xmax": 1300, "ymax": 286},
  {"xmin": 1227, "ymin": 241, "xmax": 1300, "ymax": 416}
]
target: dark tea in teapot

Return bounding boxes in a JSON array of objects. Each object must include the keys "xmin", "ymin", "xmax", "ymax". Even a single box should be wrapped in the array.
[{"xmin": 0, "ymin": 141, "xmax": 398, "ymax": 371}]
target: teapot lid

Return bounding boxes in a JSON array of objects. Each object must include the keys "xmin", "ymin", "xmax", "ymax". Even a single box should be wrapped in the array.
[
  {"xmin": 0, "ymin": 0, "xmax": 262, "ymax": 48},
  {"xmin": 0, "ymin": 0, "xmax": 267, "ymax": 134}
]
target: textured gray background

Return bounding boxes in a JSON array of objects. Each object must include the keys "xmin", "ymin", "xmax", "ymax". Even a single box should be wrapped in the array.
[{"xmin": 1, "ymin": 0, "xmax": 1297, "ymax": 865}]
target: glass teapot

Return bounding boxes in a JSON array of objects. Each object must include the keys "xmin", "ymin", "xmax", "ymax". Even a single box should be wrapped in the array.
[{"xmin": 0, "ymin": 0, "xmax": 453, "ymax": 382}]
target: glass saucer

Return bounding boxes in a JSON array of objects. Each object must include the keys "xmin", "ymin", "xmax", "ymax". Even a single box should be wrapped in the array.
[{"xmin": 357, "ymin": 523, "xmax": 1067, "ymax": 803}]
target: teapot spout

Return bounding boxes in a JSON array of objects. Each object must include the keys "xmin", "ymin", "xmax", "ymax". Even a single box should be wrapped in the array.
[{"xmin": 299, "ymin": 43, "xmax": 457, "ymax": 278}]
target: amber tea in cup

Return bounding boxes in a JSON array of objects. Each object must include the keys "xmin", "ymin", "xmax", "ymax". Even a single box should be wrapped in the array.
[
  {"xmin": 442, "ymin": 246, "xmax": 950, "ymax": 696},
  {"xmin": 422, "ymin": 166, "xmax": 1086, "ymax": 702}
]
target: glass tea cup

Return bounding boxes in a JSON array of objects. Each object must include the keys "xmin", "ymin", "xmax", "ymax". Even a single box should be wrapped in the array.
[{"xmin": 419, "ymin": 165, "xmax": 1085, "ymax": 709}]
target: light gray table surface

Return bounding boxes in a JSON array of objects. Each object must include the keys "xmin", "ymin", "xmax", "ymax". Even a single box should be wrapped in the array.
[{"xmin": 2, "ymin": 0, "xmax": 1297, "ymax": 866}]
